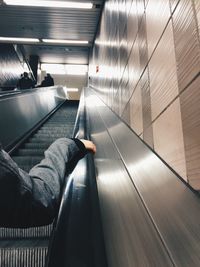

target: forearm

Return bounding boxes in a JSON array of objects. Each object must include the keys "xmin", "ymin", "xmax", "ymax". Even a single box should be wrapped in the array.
[{"xmin": 0, "ymin": 138, "xmax": 87, "ymax": 227}]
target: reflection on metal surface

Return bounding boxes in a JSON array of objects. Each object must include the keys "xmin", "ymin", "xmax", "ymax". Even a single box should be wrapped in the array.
[
  {"xmin": 85, "ymin": 87, "xmax": 200, "ymax": 267},
  {"xmin": 0, "ymin": 86, "xmax": 66, "ymax": 148}
]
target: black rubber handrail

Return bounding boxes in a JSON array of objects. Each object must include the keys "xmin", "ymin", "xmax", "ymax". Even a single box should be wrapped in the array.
[{"xmin": 46, "ymin": 89, "xmax": 108, "ymax": 267}]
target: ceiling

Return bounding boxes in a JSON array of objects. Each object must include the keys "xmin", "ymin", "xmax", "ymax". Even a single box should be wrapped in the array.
[{"xmin": 0, "ymin": 0, "xmax": 104, "ymax": 65}]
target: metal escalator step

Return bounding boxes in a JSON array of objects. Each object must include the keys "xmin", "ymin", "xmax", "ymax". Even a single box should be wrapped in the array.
[
  {"xmin": 16, "ymin": 149, "xmax": 45, "ymax": 157},
  {"xmin": 0, "ymin": 246, "xmax": 47, "ymax": 267},
  {"xmin": 37, "ymin": 129, "xmax": 68, "ymax": 133},
  {"xmin": 33, "ymin": 134, "xmax": 66, "ymax": 138},
  {"xmin": 24, "ymin": 143, "xmax": 50, "ymax": 150},
  {"xmin": 29, "ymin": 137, "xmax": 57, "ymax": 143},
  {"xmin": 12, "ymin": 156, "xmax": 43, "ymax": 168},
  {"xmin": 0, "ymin": 225, "xmax": 53, "ymax": 239}
]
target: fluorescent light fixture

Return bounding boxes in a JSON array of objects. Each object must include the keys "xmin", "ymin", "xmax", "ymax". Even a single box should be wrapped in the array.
[
  {"xmin": 41, "ymin": 64, "xmax": 65, "ymax": 75},
  {"xmin": 41, "ymin": 64, "xmax": 88, "ymax": 75},
  {"xmin": 66, "ymin": 88, "xmax": 79, "ymax": 92},
  {"xmin": 0, "ymin": 37, "xmax": 39, "ymax": 43},
  {"xmin": 4, "ymin": 0, "xmax": 93, "ymax": 9},
  {"xmin": 42, "ymin": 39, "xmax": 89, "ymax": 45},
  {"xmin": 65, "ymin": 64, "xmax": 88, "ymax": 75}
]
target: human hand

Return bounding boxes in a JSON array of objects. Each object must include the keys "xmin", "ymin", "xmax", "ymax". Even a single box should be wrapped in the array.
[{"xmin": 80, "ymin": 139, "xmax": 96, "ymax": 154}]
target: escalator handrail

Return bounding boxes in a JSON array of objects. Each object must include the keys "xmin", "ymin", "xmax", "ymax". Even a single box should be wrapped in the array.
[{"xmin": 45, "ymin": 89, "xmax": 107, "ymax": 267}]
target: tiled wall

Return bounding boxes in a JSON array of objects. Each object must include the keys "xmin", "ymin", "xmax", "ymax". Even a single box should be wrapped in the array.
[
  {"xmin": 0, "ymin": 44, "xmax": 23, "ymax": 89},
  {"xmin": 89, "ymin": 0, "xmax": 200, "ymax": 189}
]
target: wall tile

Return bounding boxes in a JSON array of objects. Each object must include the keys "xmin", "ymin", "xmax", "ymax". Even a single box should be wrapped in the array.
[
  {"xmin": 172, "ymin": 0, "xmax": 200, "ymax": 92},
  {"xmin": 180, "ymin": 76, "xmax": 200, "ymax": 189},
  {"xmin": 169, "ymin": 0, "xmax": 180, "ymax": 14},
  {"xmin": 143, "ymin": 126, "xmax": 154, "ymax": 148},
  {"xmin": 137, "ymin": 0, "xmax": 145, "ymax": 27},
  {"xmin": 122, "ymin": 101, "xmax": 130, "ymax": 125},
  {"xmin": 127, "ymin": 0, "xmax": 138, "ymax": 54},
  {"xmin": 130, "ymin": 83, "xmax": 143, "ymax": 135},
  {"xmin": 128, "ymin": 35, "xmax": 140, "ymax": 96},
  {"xmin": 149, "ymin": 20, "xmax": 179, "ymax": 120},
  {"xmin": 146, "ymin": 0, "xmax": 171, "ymax": 59},
  {"xmin": 145, "ymin": 0, "xmax": 149, "ymax": 8},
  {"xmin": 138, "ymin": 13, "xmax": 148, "ymax": 75},
  {"xmin": 141, "ymin": 68, "xmax": 153, "ymax": 148},
  {"xmin": 141, "ymin": 68, "xmax": 151, "ymax": 128},
  {"xmin": 153, "ymin": 98, "xmax": 187, "ymax": 181},
  {"xmin": 194, "ymin": 0, "xmax": 200, "ymax": 40},
  {"xmin": 126, "ymin": 0, "xmax": 133, "ymax": 17},
  {"xmin": 121, "ymin": 64, "xmax": 130, "ymax": 113}
]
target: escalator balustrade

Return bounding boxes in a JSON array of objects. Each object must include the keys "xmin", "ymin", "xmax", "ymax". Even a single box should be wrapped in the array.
[{"xmin": 0, "ymin": 101, "xmax": 79, "ymax": 267}]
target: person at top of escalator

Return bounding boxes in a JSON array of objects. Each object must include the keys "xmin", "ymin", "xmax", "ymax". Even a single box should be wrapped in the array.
[
  {"xmin": 0, "ymin": 138, "xmax": 96, "ymax": 228},
  {"xmin": 39, "ymin": 73, "xmax": 54, "ymax": 87},
  {"xmin": 17, "ymin": 72, "xmax": 35, "ymax": 90}
]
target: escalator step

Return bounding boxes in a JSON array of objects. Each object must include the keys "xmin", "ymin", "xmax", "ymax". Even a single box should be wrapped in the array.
[
  {"xmin": 16, "ymin": 149, "xmax": 45, "ymax": 157},
  {"xmin": 0, "ymin": 247, "xmax": 47, "ymax": 267},
  {"xmin": 0, "ymin": 225, "xmax": 53, "ymax": 239},
  {"xmin": 12, "ymin": 156, "xmax": 43, "ymax": 167},
  {"xmin": 24, "ymin": 143, "xmax": 50, "ymax": 150}
]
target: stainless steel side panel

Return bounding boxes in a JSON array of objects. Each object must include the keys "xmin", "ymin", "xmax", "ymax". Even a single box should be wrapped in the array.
[
  {"xmin": 0, "ymin": 87, "xmax": 67, "ymax": 148},
  {"xmin": 86, "ymin": 88, "xmax": 200, "ymax": 267},
  {"xmin": 86, "ymin": 94, "xmax": 174, "ymax": 267}
]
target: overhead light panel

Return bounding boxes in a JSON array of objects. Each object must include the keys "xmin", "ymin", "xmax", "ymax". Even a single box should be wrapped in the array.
[
  {"xmin": 41, "ymin": 64, "xmax": 88, "ymax": 75},
  {"xmin": 0, "ymin": 37, "xmax": 39, "ymax": 43},
  {"xmin": 4, "ymin": 0, "xmax": 93, "ymax": 9},
  {"xmin": 64, "ymin": 87, "xmax": 79, "ymax": 92},
  {"xmin": 41, "ymin": 64, "xmax": 65, "ymax": 75},
  {"xmin": 42, "ymin": 39, "xmax": 89, "ymax": 44}
]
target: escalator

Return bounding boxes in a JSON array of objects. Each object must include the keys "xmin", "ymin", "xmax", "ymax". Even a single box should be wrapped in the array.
[
  {"xmin": 0, "ymin": 100, "xmax": 79, "ymax": 267},
  {"xmin": 2, "ymin": 87, "xmax": 200, "ymax": 267}
]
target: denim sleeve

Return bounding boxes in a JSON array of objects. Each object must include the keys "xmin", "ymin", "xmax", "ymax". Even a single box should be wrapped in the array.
[{"xmin": 0, "ymin": 138, "xmax": 86, "ymax": 228}]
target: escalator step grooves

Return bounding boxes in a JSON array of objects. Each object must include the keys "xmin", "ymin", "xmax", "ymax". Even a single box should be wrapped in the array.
[
  {"xmin": 0, "ymin": 101, "xmax": 78, "ymax": 267},
  {"xmin": 0, "ymin": 247, "xmax": 47, "ymax": 267}
]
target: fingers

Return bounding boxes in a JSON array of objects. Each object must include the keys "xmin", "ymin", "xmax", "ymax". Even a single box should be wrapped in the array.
[{"xmin": 80, "ymin": 139, "xmax": 96, "ymax": 154}]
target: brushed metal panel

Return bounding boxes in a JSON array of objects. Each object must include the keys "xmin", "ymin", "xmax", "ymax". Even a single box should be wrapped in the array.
[
  {"xmin": 130, "ymin": 82, "xmax": 143, "ymax": 135},
  {"xmin": 0, "ymin": 44, "xmax": 23, "ymax": 88},
  {"xmin": 138, "ymin": 14, "xmax": 148, "ymax": 74},
  {"xmin": 127, "ymin": 0, "xmax": 138, "ymax": 54},
  {"xmin": 95, "ymin": 159, "xmax": 173, "ymax": 267},
  {"xmin": 149, "ymin": 20, "xmax": 179, "ymax": 120},
  {"xmin": 169, "ymin": 0, "xmax": 180, "ymax": 14},
  {"xmin": 143, "ymin": 125, "xmax": 154, "ymax": 148},
  {"xmin": 86, "ymin": 94, "xmax": 173, "ymax": 266},
  {"xmin": 146, "ymin": 0, "xmax": 171, "ymax": 59},
  {"xmin": 87, "ymin": 88, "xmax": 200, "ymax": 267},
  {"xmin": 128, "ymin": 35, "xmax": 140, "ymax": 96},
  {"xmin": 0, "ymin": 87, "xmax": 66, "ymax": 148},
  {"xmin": 140, "ymin": 68, "xmax": 153, "ymax": 144},
  {"xmin": 172, "ymin": 0, "xmax": 200, "ymax": 92},
  {"xmin": 122, "ymin": 101, "xmax": 130, "ymax": 125},
  {"xmin": 136, "ymin": 0, "xmax": 145, "ymax": 27},
  {"xmin": 194, "ymin": 0, "xmax": 200, "ymax": 38},
  {"xmin": 153, "ymin": 98, "xmax": 187, "ymax": 181},
  {"xmin": 180, "ymin": 76, "xmax": 200, "ymax": 189}
]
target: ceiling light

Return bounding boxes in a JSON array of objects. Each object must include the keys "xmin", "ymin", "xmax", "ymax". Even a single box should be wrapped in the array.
[
  {"xmin": 0, "ymin": 37, "xmax": 39, "ymax": 43},
  {"xmin": 66, "ymin": 88, "xmax": 79, "ymax": 92},
  {"xmin": 65, "ymin": 64, "xmax": 88, "ymax": 75},
  {"xmin": 42, "ymin": 39, "xmax": 89, "ymax": 44},
  {"xmin": 41, "ymin": 64, "xmax": 65, "ymax": 75},
  {"xmin": 4, "ymin": 0, "xmax": 93, "ymax": 9},
  {"xmin": 41, "ymin": 64, "xmax": 88, "ymax": 75}
]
